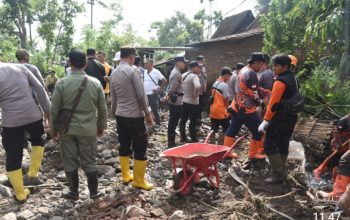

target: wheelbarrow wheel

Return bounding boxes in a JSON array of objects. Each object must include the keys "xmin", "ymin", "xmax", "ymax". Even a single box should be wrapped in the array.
[{"xmin": 174, "ymin": 170, "xmax": 194, "ymax": 197}]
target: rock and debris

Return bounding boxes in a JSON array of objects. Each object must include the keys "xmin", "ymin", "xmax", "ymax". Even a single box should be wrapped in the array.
[{"xmin": 0, "ymin": 110, "xmax": 343, "ymax": 219}]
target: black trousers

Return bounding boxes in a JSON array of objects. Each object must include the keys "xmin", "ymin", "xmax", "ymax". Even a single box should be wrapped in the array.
[
  {"xmin": 147, "ymin": 94, "xmax": 161, "ymax": 125},
  {"xmin": 168, "ymin": 104, "xmax": 182, "ymax": 136},
  {"xmin": 180, "ymin": 102, "xmax": 199, "ymax": 138},
  {"xmin": 210, "ymin": 118, "xmax": 230, "ymax": 133},
  {"xmin": 264, "ymin": 115, "xmax": 297, "ymax": 156},
  {"xmin": 197, "ymin": 93, "xmax": 207, "ymax": 125},
  {"xmin": 1, "ymin": 120, "xmax": 45, "ymax": 171},
  {"xmin": 116, "ymin": 116, "xmax": 148, "ymax": 160}
]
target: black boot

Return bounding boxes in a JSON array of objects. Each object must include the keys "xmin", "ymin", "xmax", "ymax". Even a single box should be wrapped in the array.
[
  {"xmin": 265, "ymin": 154, "xmax": 285, "ymax": 184},
  {"xmin": 189, "ymin": 128, "xmax": 199, "ymax": 143},
  {"xmin": 86, "ymin": 171, "xmax": 104, "ymax": 199},
  {"xmin": 167, "ymin": 134, "xmax": 176, "ymax": 148},
  {"xmin": 180, "ymin": 126, "xmax": 188, "ymax": 142},
  {"xmin": 63, "ymin": 170, "xmax": 79, "ymax": 200}
]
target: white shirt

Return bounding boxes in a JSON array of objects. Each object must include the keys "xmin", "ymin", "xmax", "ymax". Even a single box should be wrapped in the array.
[{"xmin": 143, "ymin": 68, "xmax": 165, "ymax": 95}]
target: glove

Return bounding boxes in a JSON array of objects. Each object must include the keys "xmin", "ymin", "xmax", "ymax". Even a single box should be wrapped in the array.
[
  {"xmin": 258, "ymin": 120, "xmax": 269, "ymax": 133},
  {"xmin": 227, "ymin": 106, "xmax": 235, "ymax": 115}
]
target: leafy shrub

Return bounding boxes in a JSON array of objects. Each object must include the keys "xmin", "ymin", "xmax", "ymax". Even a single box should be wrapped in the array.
[{"xmin": 300, "ymin": 65, "xmax": 350, "ymax": 119}]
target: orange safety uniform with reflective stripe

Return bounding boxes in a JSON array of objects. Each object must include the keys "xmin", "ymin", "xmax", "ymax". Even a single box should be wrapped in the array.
[
  {"xmin": 210, "ymin": 80, "xmax": 228, "ymax": 119},
  {"xmin": 103, "ymin": 63, "xmax": 111, "ymax": 94},
  {"xmin": 264, "ymin": 81, "xmax": 286, "ymax": 121},
  {"xmin": 230, "ymin": 66, "xmax": 260, "ymax": 114}
]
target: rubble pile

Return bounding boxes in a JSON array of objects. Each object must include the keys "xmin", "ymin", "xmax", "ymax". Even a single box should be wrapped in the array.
[{"xmin": 0, "ymin": 112, "xmax": 322, "ymax": 219}]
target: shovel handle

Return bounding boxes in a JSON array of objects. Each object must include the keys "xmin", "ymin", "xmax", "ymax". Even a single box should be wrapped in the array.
[{"xmin": 222, "ymin": 135, "xmax": 246, "ymax": 159}]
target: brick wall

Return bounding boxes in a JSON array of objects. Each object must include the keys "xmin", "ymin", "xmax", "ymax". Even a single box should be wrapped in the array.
[{"xmin": 186, "ymin": 35, "xmax": 263, "ymax": 87}]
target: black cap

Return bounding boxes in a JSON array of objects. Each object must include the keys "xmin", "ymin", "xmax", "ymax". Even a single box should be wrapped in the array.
[
  {"xmin": 174, "ymin": 56, "xmax": 188, "ymax": 63},
  {"xmin": 263, "ymin": 53, "xmax": 270, "ymax": 64},
  {"xmin": 196, "ymin": 55, "xmax": 205, "ymax": 61},
  {"xmin": 189, "ymin": 61, "xmax": 200, "ymax": 69},
  {"xmin": 247, "ymin": 52, "xmax": 265, "ymax": 64},
  {"xmin": 220, "ymin": 67, "xmax": 233, "ymax": 76},
  {"xmin": 86, "ymin": 48, "xmax": 96, "ymax": 56},
  {"xmin": 134, "ymin": 56, "xmax": 141, "ymax": 66},
  {"xmin": 273, "ymin": 54, "xmax": 291, "ymax": 67},
  {"xmin": 236, "ymin": 63, "xmax": 244, "ymax": 69},
  {"xmin": 120, "ymin": 47, "xmax": 136, "ymax": 58}
]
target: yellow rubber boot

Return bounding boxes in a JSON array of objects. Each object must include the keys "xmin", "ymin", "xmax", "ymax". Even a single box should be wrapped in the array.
[
  {"xmin": 28, "ymin": 146, "xmax": 44, "ymax": 177},
  {"xmin": 119, "ymin": 156, "xmax": 134, "ymax": 184},
  {"xmin": 7, "ymin": 169, "xmax": 30, "ymax": 202},
  {"xmin": 132, "ymin": 160, "xmax": 153, "ymax": 190}
]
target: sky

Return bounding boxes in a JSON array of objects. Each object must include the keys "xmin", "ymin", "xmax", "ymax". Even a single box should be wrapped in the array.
[{"xmin": 74, "ymin": 0, "xmax": 257, "ymax": 42}]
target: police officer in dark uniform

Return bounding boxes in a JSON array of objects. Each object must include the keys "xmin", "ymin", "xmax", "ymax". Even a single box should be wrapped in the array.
[{"xmin": 167, "ymin": 56, "xmax": 187, "ymax": 148}]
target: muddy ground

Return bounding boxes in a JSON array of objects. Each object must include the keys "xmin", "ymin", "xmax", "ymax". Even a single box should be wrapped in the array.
[{"xmin": 0, "ymin": 110, "xmax": 348, "ymax": 219}]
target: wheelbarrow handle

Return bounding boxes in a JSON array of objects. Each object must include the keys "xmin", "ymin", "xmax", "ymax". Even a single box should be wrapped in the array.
[
  {"xmin": 204, "ymin": 130, "xmax": 215, "ymax": 143},
  {"xmin": 222, "ymin": 135, "xmax": 247, "ymax": 159}
]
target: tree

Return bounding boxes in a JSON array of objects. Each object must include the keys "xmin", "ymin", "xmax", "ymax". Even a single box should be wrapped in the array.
[
  {"xmin": 58, "ymin": 0, "xmax": 83, "ymax": 57},
  {"xmin": 260, "ymin": 0, "xmax": 307, "ymax": 55},
  {"xmin": 261, "ymin": 0, "xmax": 346, "ymax": 61},
  {"xmin": 255, "ymin": 0, "xmax": 271, "ymax": 14},
  {"xmin": 151, "ymin": 11, "xmax": 204, "ymax": 46},
  {"xmin": 0, "ymin": 0, "xmax": 32, "ymax": 48},
  {"xmin": 194, "ymin": 9, "xmax": 223, "ymax": 39}
]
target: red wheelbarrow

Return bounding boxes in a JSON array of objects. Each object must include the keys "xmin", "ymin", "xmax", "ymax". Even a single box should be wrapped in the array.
[{"xmin": 160, "ymin": 132, "xmax": 245, "ymax": 196}]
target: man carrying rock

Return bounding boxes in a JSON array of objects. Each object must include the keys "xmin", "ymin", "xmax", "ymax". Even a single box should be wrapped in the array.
[
  {"xmin": 167, "ymin": 56, "xmax": 187, "ymax": 148},
  {"xmin": 50, "ymin": 49, "xmax": 107, "ymax": 200},
  {"xmin": 180, "ymin": 61, "xmax": 202, "ymax": 143},
  {"xmin": 110, "ymin": 48, "xmax": 154, "ymax": 190},
  {"xmin": 0, "ymin": 63, "xmax": 50, "ymax": 202}
]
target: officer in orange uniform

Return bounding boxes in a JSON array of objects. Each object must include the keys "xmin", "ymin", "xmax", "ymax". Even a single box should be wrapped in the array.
[
  {"xmin": 258, "ymin": 55, "xmax": 301, "ymax": 183},
  {"xmin": 209, "ymin": 67, "xmax": 232, "ymax": 145},
  {"xmin": 318, "ymin": 115, "xmax": 350, "ymax": 200},
  {"xmin": 224, "ymin": 53, "xmax": 267, "ymax": 168}
]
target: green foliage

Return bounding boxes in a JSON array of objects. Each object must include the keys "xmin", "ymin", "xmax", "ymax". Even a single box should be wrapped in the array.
[
  {"xmin": 150, "ymin": 11, "xmax": 204, "ymax": 46},
  {"xmin": 261, "ymin": 0, "xmax": 307, "ymax": 55},
  {"xmin": 51, "ymin": 65, "xmax": 65, "ymax": 78},
  {"xmin": 261, "ymin": 0, "xmax": 346, "ymax": 60},
  {"xmin": 0, "ymin": 36, "xmax": 18, "ymax": 62},
  {"xmin": 300, "ymin": 65, "xmax": 350, "ymax": 119},
  {"xmin": 0, "ymin": 0, "xmax": 31, "ymax": 48},
  {"xmin": 255, "ymin": 0, "xmax": 271, "ymax": 14},
  {"xmin": 291, "ymin": 0, "xmax": 345, "ymax": 55},
  {"xmin": 31, "ymin": 51, "xmax": 49, "ymax": 75}
]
